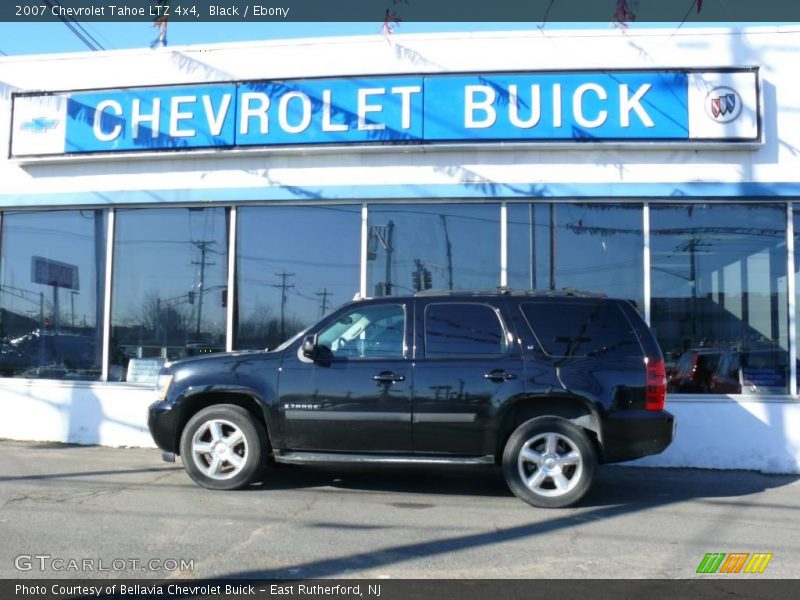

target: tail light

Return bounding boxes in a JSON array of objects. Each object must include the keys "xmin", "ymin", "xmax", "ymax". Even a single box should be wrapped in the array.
[{"xmin": 645, "ymin": 357, "xmax": 666, "ymax": 411}]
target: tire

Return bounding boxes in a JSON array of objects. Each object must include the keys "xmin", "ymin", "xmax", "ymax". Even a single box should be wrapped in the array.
[
  {"xmin": 179, "ymin": 404, "xmax": 267, "ymax": 490},
  {"xmin": 502, "ymin": 416, "xmax": 596, "ymax": 508}
]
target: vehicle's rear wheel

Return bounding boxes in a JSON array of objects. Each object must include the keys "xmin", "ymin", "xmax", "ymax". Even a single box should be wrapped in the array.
[
  {"xmin": 179, "ymin": 404, "xmax": 267, "ymax": 490},
  {"xmin": 502, "ymin": 416, "xmax": 596, "ymax": 508}
]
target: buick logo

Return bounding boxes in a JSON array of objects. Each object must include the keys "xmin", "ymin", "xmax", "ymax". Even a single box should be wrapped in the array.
[
  {"xmin": 20, "ymin": 117, "xmax": 59, "ymax": 133},
  {"xmin": 704, "ymin": 87, "xmax": 742, "ymax": 123}
]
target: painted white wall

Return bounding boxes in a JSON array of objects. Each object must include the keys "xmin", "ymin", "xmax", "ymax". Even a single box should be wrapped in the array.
[
  {"xmin": 0, "ymin": 381, "xmax": 155, "ymax": 447},
  {"xmin": 0, "ymin": 379, "xmax": 798, "ymax": 474},
  {"xmin": 629, "ymin": 398, "xmax": 800, "ymax": 474}
]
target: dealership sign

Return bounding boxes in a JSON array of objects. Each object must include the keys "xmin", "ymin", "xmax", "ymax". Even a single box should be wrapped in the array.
[{"xmin": 9, "ymin": 69, "xmax": 760, "ymax": 158}]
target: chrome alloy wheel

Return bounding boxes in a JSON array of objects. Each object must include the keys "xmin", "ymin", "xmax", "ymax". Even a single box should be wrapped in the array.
[
  {"xmin": 517, "ymin": 432, "xmax": 583, "ymax": 497},
  {"xmin": 190, "ymin": 418, "xmax": 249, "ymax": 480}
]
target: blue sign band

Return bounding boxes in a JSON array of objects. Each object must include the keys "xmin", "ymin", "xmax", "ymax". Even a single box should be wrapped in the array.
[
  {"xmin": 61, "ymin": 71, "xmax": 690, "ymax": 153},
  {"xmin": 423, "ymin": 72, "xmax": 687, "ymax": 140}
]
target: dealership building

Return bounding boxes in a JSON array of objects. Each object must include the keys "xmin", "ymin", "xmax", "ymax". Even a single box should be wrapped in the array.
[{"xmin": 1, "ymin": 25, "xmax": 799, "ymax": 473}]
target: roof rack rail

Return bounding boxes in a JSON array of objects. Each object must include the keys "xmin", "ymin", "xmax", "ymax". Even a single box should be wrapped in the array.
[{"xmin": 412, "ymin": 287, "xmax": 607, "ymax": 298}]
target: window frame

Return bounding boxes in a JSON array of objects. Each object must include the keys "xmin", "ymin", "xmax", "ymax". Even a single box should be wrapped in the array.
[
  {"xmin": 650, "ymin": 201, "xmax": 791, "ymax": 397},
  {"xmin": 233, "ymin": 203, "xmax": 363, "ymax": 351},
  {"xmin": 315, "ymin": 302, "xmax": 408, "ymax": 362},
  {"xmin": 420, "ymin": 300, "xmax": 512, "ymax": 360},
  {"xmin": 518, "ymin": 299, "xmax": 642, "ymax": 359},
  {"xmin": 109, "ymin": 206, "xmax": 230, "ymax": 375},
  {"xmin": 0, "ymin": 208, "xmax": 109, "ymax": 382}
]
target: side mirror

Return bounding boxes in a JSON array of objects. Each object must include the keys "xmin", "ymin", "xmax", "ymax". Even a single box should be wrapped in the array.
[{"xmin": 301, "ymin": 334, "xmax": 319, "ymax": 359}]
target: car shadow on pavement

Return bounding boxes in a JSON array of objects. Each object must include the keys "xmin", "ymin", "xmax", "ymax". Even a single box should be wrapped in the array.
[
  {"xmin": 250, "ymin": 462, "xmax": 798, "ymax": 505},
  {"xmin": 197, "ymin": 464, "xmax": 799, "ymax": 581},
  {"xmin": 0, "ymin": 465, "xmax": 182, "ymax": 482},
  {"xmin": 251, "ymin": 463, "xmax": 513, "ymax": 497},
  {"xmin": 583, "ymin": 465, "xmax": 799, "ymax": 508}
]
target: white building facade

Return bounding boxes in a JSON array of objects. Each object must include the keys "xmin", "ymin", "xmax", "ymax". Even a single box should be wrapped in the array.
[{"xmin": 1, "ymin": 26, "xmax": 799, "ymax": 473}]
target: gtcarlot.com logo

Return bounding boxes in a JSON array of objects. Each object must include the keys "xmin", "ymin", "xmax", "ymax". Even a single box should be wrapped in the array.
[
  {"xmin": 14, "ymin": 554, "xmax": 194, "ymax": 573},
  {"xmin": 696, "ymin": 552, "xmax": 772, "ymax": 574}
]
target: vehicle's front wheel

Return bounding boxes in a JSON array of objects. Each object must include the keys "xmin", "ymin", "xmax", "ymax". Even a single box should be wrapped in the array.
[
  {"xmin": 502, "ymin": 416, "xmax": 596, "ymax": 508},
  {"xmin": 179, "ymin": 404, "xmax": 267, "ymax": 490}
]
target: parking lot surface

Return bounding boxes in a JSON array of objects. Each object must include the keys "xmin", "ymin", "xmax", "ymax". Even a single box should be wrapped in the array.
[{"xmin": 0, "ymin": 440, "xmax": 798, "ymax": 579}]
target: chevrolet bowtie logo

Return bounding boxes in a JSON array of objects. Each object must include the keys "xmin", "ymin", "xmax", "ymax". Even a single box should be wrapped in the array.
[{"xmin": 20, "ymin": 118, "xmax": 59, "ymax": 133}]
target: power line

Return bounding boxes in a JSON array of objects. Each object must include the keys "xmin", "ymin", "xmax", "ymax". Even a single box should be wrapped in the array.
[
  {"xmin": 43, "ymin": 0, "xmax": 105, "ymax": 51},
  {"xmin": 55, "ymin": 0, "xmax": 106, "ymax": 51},
  {"xmin": 0, "ymin": 50, "xmax": 7, "ymax": 56},
  {"xmin": 82, "ymin": 22, "xmax": 115, "ymax": 51},
  {"xmin": 59, "ymin": 20, "xmax": 99, "ymax": 51},
  {"xmin": 69, "ymin": 21, "xmax": 105, "ymax": 51},
  {"xmin": 60, "ymin": 21, "xmax": 100, "ymax": 51}
]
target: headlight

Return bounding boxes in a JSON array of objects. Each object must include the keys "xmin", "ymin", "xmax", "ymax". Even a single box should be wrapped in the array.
[{"xmin": 154, "ymin": 373, "xmax": 173, "ymax": 401}]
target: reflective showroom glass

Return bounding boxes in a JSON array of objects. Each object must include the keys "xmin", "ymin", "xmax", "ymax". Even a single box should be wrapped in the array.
[
  {"xmin": 651, "ymin": 203, "xmax": 788, "ymax": 395},
  {"xmin": 110, "ymin": 208, "xmax": 229, "ymax": 380},
  {"xmin": 0, "ymin": 210, "xmax": 107, "ymax": 380},
  {"xmin": 367, "ymin": 204, "xmax": 501, "ymax": 296},
  {"xmin": 793, "ymin": 205, "xmax": 800, "ymax": 394},
  {"xmin": 235, "ymin": 205, "xmax": 361, "ymax": 350},
  {"xmin": 507, "ymin": 203, "xmax": 644, "ymax": 307}
]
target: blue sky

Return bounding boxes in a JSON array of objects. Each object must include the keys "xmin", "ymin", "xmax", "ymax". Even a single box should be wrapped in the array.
[{"xmin": 0, "ymin": 21, "xmax": 718, "ymax": 56}]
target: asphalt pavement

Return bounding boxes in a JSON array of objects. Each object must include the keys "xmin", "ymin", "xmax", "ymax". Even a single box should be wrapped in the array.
[{"xmin": 0, "ymin": 440, "xmax": 798, "ymax": 580}]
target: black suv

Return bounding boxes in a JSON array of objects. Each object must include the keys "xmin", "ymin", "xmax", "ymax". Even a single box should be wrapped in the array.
[{"xmin": 148, "ymin": 290, "xmax": 674, "ymax": 508}]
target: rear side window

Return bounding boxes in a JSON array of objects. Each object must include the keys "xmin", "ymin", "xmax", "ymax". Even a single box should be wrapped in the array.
[
  {"xmin": 520, "ymin": 300, "xmax": 642, "ymax": 358},
  {"xmin": 425, "ymin": 303, "xmax": 508, "ymax": 357}
]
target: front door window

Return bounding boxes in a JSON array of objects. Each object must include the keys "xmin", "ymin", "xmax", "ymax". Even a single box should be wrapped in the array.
[{"xmin": 318, "ymin": 304, "xmax": 406, "ymax": 359}]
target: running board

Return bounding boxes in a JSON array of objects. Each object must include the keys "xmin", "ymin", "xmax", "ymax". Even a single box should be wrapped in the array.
[{"xmin": 274, "ymin": 452, "xmax": 496, "ymax": 466}]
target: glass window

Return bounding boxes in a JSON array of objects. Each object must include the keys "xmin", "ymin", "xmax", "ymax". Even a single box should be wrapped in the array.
[
  {"xmin": 651, "ymin": 203, "xmax": 788, "ymax": 395},
  {"xmin": 367, "ymin": 204, "xmax": 501, "ymax": 296},
  {"xmin": 235, "ymin": 205, "xmax": 361, "ymax": 350},
  {"xmin": 793, "ymin": 205, "xmax": 800, "ymax": 394},
  {"xmin": 424, "ymin": 303, "xmax": 507, "ymax": 357},
  {"xmin": 508, "ymin": 203, "xmax": 644, "ymax": 307},
  {"xmin": 0, "ymin": 210, "xmax": 107, "ymax": 380},
  {"xmin": 520, "ymin": 300, "xmax": 642, "ymax": 358},
  {"xmin": 110, "ymin": 208, "xmax": 228, "ymax": 380},
  {"xmin": 318, "ymin": 304, "xmax": 405, "ymax": 359}
]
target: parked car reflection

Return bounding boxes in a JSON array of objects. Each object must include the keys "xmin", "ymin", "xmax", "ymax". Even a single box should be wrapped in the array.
[
  {"xmin": 666, "ymin": 348, "xmax": 724, "ymax": 393},
  {"xmin": 709, "ymin": 347, "xmax": 789, "ymax": 395},
  {"xmin": 0, "ymin": 329, "xmax": 127, "ymax": 380}
]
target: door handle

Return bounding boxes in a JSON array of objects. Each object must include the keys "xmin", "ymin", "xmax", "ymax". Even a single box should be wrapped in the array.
[
  {"xmin": 484, "ymin": 370, "xmax": 517, "ymax": 382},
  {"xmin": 373, "ymin": 371, "xmax": 406, "ymax": 384}
]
